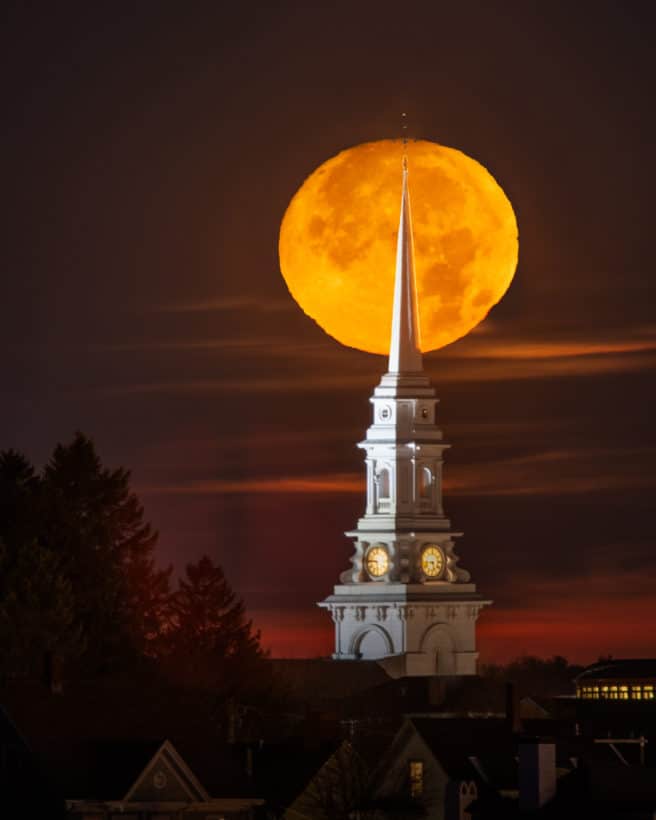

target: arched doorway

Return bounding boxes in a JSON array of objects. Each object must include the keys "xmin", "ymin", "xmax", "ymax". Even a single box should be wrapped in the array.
[{"xmin": 421, "ymin": 624, "xmax": 456, "ymax": 674}]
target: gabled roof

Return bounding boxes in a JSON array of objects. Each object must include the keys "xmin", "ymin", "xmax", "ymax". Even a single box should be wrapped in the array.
[
  {"xmin": 0, "ymin": 678, "xmax": 250, "ymax": 800},
  {"xmin": 251, "ymin": 738, "xmax": 344, "ymax": 813},
  {"xmin": 370, "ymin": 714, "xmax": 516, "ymax": 794},
  {"xmin": 409, "ymin": 716, "xmax": 517, "ymax": 788},
  {"xmin": 123, "ymin": 739, "xmax": 209, "ymax": 802}
]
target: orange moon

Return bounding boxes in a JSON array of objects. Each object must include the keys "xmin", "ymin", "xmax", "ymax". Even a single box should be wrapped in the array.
[{"xmin": 278, "ymin": 139, "xmax": 518, "ymax": 354}]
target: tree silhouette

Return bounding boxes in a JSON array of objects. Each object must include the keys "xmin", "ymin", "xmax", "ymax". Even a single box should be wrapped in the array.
[
  {"xmin": 0, "ymin": 449, "xmax": 41, "ymax": 555},
  {"xmin": 0, "ymin": 435, "xmax": 267, "ymax": 689},
  {"xmin": 481, "ymin": 654, "xmax": 584, "ymax": 698},
  {"xmin": 0, "ymin": 537, "xmax": 82, "ymax": 680},
  {"xmin": 285, "ymin": 740, "xmax": 428, "ymax": 820},
  {"xmin": 40, "ymin": 432, "xmax": 170, "ymax": 673},
  {"xmin": 157, "ymin": 554, "xmax": 265, "ymax": 693}
]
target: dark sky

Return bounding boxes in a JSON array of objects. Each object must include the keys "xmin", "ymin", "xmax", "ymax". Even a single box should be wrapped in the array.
[{"xmin": 3, "ymin": 0, "xmax": 655, "ymax": 662}]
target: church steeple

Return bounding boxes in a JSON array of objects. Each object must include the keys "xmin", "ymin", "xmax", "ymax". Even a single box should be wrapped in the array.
[
  {"xmin": 318, "ymin": 145, "xmax": 491, "ymax": 678},
  {"xmin": 388, "ymin": 158, "xmax": 423, "ymax": 375}
]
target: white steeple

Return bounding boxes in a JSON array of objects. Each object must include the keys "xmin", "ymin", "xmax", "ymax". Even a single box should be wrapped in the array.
[
  {"xmin": 318, "ymin": 148, "xmax": 491, "ymax": 678},
  {"xmin": 388, "ymin": 158, "xmax": 423, "ymax": 375}
]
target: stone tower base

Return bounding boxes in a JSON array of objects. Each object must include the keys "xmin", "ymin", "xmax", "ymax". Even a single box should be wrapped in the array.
[{"xmin": 319, "ymin": 583, "xmax": 491, "ymax": 678}]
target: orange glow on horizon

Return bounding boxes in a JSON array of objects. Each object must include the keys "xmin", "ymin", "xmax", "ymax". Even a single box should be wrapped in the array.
[
  {"xmin": 279, "ymin": 139, "xmax": 518, "ymax": 354},
  {"xmin": 253, "ymin": 594, "xmax": 656, "ymax": 665}
]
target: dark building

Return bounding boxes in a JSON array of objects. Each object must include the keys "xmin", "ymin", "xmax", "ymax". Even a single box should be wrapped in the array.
[{"xmin": 576, "ymin": 659, "xmax": 656, "ymax": 703}]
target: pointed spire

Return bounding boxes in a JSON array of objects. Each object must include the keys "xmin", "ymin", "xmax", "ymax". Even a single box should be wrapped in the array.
[{"xmin": 388, "ymin": 154, "xmax": 423, "ymax": 374}]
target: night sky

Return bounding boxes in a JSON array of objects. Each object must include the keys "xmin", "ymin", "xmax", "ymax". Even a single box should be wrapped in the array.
[{"xmin": 3, "ymin": 1, "xmax": 655, "ymax": 663}]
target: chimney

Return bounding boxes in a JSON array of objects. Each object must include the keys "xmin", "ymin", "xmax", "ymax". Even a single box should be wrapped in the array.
[{"xmin": 519, "ymin": 739, "xmax": 556, "ymax": 811}]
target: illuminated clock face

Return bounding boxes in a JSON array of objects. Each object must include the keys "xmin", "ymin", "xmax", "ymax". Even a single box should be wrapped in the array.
[
  {"xmin": 421, "ymin": 545, "xmax": 444, "ymax": 578},
  {"xmin": 366, "ymin": 546, "xmax": 389, "ymax": 578}
]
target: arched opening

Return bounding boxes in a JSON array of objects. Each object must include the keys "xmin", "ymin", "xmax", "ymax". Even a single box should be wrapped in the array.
[
  {"xmin": 421, "ymin": 624, "xmax": 456, "ymax": 675},
  {"xmin": 420, "ymin": 466, "xmax": 432, "ymax": 498},
  {"xmin": 375, "ymin": 466, "xmax": 392, "ymax": 513},
  {"xmin": 351, "ymin": 625, "xmax": 394, "ymax": 659},
  {"xmin": 378, "ymin": 468, "xmax": 390, "ymax": 498}
]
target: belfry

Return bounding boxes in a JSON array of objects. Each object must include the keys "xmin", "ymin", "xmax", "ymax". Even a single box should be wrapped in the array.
[{"xmin": 318, "ymin": 158, "xmax": 491, "ymax": 677}]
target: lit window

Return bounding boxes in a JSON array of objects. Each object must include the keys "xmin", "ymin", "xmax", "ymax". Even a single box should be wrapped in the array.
[
  {"xmin": 601, "ymin": 686, "xmax": 609, "ymax": 698},
  {"xmin": 644, "ymin": 685, "xmax": 654, "ymax": 700},
  {"xmin": 409, "ymin": 760, "xmax": 424, "ymax": 798},
  {"xmin": 632, "ymin": 685, "xmax": 642, "ymax": 700},
  {"xmin": 619, "ymin": 686, "xmax": 629, "ymax": 700}
]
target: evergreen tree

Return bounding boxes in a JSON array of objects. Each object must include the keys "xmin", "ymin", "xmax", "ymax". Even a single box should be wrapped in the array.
[
  {"xmin": 0, "ymin": 537, "xmax": 82, "ymax": 679},
  {"xmin": 159, "ymin": 555, "xmax": 265, "ymax": 693},
  {"xmin": 40, "ymin": 432, "xmax": 170, "ymax": 673},
  {"xmin": 0, "ymin": 449, "xmax": 41, "ymax": 556},
  {"xmin": 0, "ymin": 435, "xmax": 265, "ymax": 690}
]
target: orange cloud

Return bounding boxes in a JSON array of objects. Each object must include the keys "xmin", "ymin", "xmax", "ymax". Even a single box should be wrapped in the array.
[
  {"xmin": 152, "ymin": 297, "xmax": 295, "ymax": 314},
  {"xmin": 250, "ymin": 609, "xmax": 333, "ymax": 658},
  {"xmin": 140, "ymin": 472, "xmax": 364, "ymax": 496},
  {"xmin": 445, "ymin": 447, "xmax": 655, "ymax": 496},
  {"xmin": 140, "ymin": 445, "xmax": 653, "ymax": 498},
  {"xmin": 477, "ymin": 568, "xmax": 656, "ymax": 663},
  {"xmin": 447, "ymin": 339, "xmax": 656, "ymax": 360}
]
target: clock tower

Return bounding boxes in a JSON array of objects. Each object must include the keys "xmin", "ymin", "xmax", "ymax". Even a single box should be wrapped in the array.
[{"xmin": 318, "ymin": 159, "xmax": 491, "ymax": 677}]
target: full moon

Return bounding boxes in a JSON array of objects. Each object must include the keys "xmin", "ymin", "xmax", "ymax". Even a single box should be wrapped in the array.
[{"xmin": 278, "ymin": 139, "xmax": 518, "ymax": 354}]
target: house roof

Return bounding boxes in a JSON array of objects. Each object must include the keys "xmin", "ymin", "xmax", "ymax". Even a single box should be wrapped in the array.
[
  {"xmin": 576, "ymin": 659, "xmax": 656, "ymax": 682},
  {"xmin": 0, "ymin": 677, "xmax": 250, "ymax": 801},
  {"xmin": 250, "ymin": 738, "xmax": 344, "ymax": 812},
  {"xmin": 409, "ymin": 716, "xmax": 517, "ymax": 787}
]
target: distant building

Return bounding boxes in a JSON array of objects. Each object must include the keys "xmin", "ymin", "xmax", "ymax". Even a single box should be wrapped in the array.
[
  {"xmin": 318, "ymin": 159, "xmax": 490, "ymax": 679},
  {"xmin": 576, "ymin": 659, "xmax": 656, "ymax": 702}
]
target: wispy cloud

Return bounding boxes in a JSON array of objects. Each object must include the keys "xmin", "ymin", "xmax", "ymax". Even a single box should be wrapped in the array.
[
  {"xmin": 102, "ymin": 372, "xmax": 375, "ymax": 396},
  {"xmin": 139, "ymin": 472, "xmax": 363, "ymax": 496},
  {"xmin": 152, "ymin": 296, "xmax": 294, "ymax": 314},
  {"xmin": 89, "ymin": 337, "xmax": 328, "ymax": 354},
  {"xmin": 446, "ymin": 446, "xmax": 656, "ymax": 496},
  {"xmin": 478, "ymin": 568, "xmax": 656, "ymax": 662},
  {"xmin": 432, "ymin": 350, "xmax": 656, "ymax": 382},
  {"xmin": 449, "ymin": 340, "xmax": 656, "ymax": 360},
  {"xmin": 93, "ymin": 323, "xmax": 656, "ymax": 393},
  {"xmin": 139, "ymin": 445, "xmax": 654, "ymax": 498}
]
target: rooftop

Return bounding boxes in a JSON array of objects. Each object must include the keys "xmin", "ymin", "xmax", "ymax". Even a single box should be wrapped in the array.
[{"xmin": 576, "ymin": 659, "xmax": 656, "ymax": 682}]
